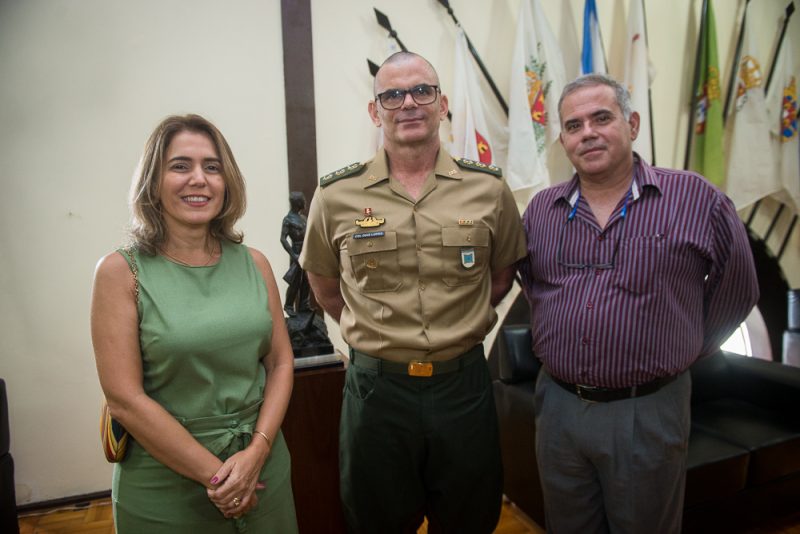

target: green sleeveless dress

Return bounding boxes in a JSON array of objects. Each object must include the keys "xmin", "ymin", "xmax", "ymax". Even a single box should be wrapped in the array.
[{"xmin": 114, "ymin": 241, "xmax": 298, "ymax": 533}]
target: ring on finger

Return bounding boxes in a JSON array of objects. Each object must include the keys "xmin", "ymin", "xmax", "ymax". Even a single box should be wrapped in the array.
[{"xmin": 232, "ymin": 497, "xmax": 241, "ymax": 507}]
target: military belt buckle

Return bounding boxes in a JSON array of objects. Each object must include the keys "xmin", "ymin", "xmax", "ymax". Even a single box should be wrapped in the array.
[{"xmin": 408, "ymin": 361, "xmax": 434, "ymax": 377}]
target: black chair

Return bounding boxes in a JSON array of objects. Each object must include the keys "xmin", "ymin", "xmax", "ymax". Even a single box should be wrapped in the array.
[
  {"xmin": 0, "ymin": 379, "xmax": 19, "ymax": 534},
  {"xmin": 492, "ymin": 324, "xmax": 800, "ymax": 533}
]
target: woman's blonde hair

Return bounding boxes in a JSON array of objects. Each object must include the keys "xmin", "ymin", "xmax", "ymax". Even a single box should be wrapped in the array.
[{"xmin": 128, "ymin": 114, "xmax": 246, "ymax": 254}]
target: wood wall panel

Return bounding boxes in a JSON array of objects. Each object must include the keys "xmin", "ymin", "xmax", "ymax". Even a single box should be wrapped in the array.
[{"xmin": 282, "ymin": 365, "xmax": 347, "ymax": 534}]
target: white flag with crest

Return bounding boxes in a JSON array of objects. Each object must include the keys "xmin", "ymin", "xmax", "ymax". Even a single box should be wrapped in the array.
[
  {"xmin": 765, "ymin": 33, "xmax": 799, "ymax": 213},
  {"xmin": 450, "ymin": 28, "xmax": 506, "ymax": 168},
  {"xmin": 725, "ymin": 3, "xmax": 778, "ymax": 209},
  {"xmin": 507, "ymin": 0, "xmax": 566, "ymax": 191}
]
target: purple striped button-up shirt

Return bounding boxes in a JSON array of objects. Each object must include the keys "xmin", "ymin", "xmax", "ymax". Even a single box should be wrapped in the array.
[{"xmin": 519, "ymin": 157, "xmax": 759, "ymax": 388}]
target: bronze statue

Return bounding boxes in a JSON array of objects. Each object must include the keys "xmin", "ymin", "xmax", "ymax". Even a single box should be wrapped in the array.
[
  {"xmin": 280, "ymin": 192, "xmax": 333, "ymax": 357},
  {"xmin": 281, "ymin": 192, "xmax": 311, "ymax": 316}
]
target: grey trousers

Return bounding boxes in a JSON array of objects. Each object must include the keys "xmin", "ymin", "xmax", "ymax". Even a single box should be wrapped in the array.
[{"xmin": 534, "ymin": 370, "xmax": 691, "ymax": 534}]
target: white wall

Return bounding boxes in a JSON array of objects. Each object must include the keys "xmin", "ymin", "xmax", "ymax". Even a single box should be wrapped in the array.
[
  {"xmin": 1, "ymin": 0, "xmax": 797, "ymax": 505},
  {"xmin": 0, "ymin": 0, "xmax": 288, "ymax": 503}
]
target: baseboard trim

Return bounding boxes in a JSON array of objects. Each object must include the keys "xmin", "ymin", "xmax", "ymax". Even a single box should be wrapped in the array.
[{"xmin": 16, "ymin": 489, "xmax": 111, "ymax": 513}]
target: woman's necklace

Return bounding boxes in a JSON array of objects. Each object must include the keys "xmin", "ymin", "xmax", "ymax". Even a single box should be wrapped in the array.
[{"xmin": 159, "ymin": 241, "xmax": 219, "ymax": 267}]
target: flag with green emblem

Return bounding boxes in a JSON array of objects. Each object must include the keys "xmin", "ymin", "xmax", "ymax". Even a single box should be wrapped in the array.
[{"xmin": 691, "ymin": 0, "xmax": 724, "ymax": 186}]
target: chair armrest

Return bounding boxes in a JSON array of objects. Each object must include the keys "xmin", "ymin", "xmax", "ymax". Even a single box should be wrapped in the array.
[
  {"xmin": 724, "ymin": 352, "xmax": 800, "ymax": 417},
  {"xmin": 498, "ymin": 325, "xmax": 541, "ymax": 383}
]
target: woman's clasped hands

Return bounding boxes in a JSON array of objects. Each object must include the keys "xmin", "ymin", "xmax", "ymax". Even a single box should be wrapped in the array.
[{"xmin": 207, "ymin": 441, "xmax": 270, "ymax": 519}]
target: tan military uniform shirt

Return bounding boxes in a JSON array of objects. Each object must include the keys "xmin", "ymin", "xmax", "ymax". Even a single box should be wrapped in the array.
[{"xmin": 300, "ymin": 148, "xmax": 526, "ymax": 362}]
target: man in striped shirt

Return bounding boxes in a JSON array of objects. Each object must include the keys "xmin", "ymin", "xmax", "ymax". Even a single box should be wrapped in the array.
[{"xmin": 518, "ymin": 74, "xmax": 758, "ymax": 533}]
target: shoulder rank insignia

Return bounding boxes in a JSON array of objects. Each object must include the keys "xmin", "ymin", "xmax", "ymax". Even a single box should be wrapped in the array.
[
  {"xmin": 454, "ymin": 158, "xmax": 502, "ymax": 177},
  {"xmin": 319, "ymin": 162, "xmax": 366, "ymax": 187}
]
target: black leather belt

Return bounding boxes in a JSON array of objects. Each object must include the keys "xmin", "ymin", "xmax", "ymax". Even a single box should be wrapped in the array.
[
  {"xmin": 550, "ymin": 372, "xmax": 678, "ymax": 402},
  {"xmin": 349, "ymin": 345, "xmax": 484, "ymax": 377}
]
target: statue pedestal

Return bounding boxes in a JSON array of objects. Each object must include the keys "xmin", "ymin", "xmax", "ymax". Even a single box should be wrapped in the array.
[
  {"xmin": 282, "ymin": 353, "xmax": 347, "ymax": 534},
  {"xmin": 287, "ymin": 311, "xmax": 334, "ymax": 358},
  {"xmin": 294, "ymin": 352, "xmax": 343, "ymax": 370}
]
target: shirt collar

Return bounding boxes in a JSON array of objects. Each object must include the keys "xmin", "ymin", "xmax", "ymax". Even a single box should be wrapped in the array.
[
  {"xmin": 360, "ymin": 147, "xmax": 461, "ymax": 188},
  {"xmin": 551, "ymin": 175, "xmax": 579, "ymax": 209},
  {"xmin": 632, "ymin": 152, "xmax": 662, "ymax": 195},
  {"xmin": 360, "ymin": 149, "xmax": 391, "ymax": 188},
  {"xmin": 435, "ymin": 149, "xmax": 465, "ymax": 180},
  {"xmin": 554, "ymin": 152, "xmax": 658, "ymax": 209}
]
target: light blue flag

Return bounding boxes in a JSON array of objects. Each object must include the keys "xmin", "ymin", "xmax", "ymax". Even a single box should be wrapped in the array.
[{"xmin": 581, "ymin": 0, "xmax": 607, "ymax": 74}]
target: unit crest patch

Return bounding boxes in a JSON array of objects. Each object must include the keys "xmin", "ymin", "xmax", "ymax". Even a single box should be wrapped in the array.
[
  {"xmin": 319, "ymin": 162, "xmax": 366, "ymax": 187},
  {"xmin": 454, "ymin": 158, "xmax": 502, "ymax": 177}
]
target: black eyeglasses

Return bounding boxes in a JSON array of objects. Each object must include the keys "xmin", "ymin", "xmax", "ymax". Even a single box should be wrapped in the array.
[
  {"xmin": 375, "ymin": 84, "xmax": 440, "ymax": 110},
  {"xmin": 557, "ymin": 191, "xmax": 631, "ymax": 270}
]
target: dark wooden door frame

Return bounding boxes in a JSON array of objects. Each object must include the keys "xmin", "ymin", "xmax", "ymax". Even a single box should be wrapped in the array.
[
  {"xmin": 281, "ymin": 5, "xmax": 349, "ymax": 533},
  {"xmin": 281, "ymin": 0, "xmax": 318, "ymax": 207}
]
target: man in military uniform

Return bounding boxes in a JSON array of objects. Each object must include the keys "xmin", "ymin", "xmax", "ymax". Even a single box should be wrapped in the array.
[{"xmin": 299, "ymin": 51, "xmax": 526, "ymax": 533}]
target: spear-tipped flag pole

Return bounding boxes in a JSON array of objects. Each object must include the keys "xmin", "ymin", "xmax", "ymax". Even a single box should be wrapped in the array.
[
  {"xmin": 436, "ymin": 0, "xmax": 509, "ymax": 116},
  {"xmin": 723, "ymin": 0, "xmax": 751, "ymax": 123},
  {"xmin": 367, "ymin": 59, "xmax": 379, "ymax": 77},
  {"xmin": 373, "ymin": 8, "xmax": 408, "ymax": 52}
]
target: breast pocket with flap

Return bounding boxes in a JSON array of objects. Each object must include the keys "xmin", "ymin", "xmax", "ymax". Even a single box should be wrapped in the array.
[
  {"xmin": 347, "ymin": 231, "xmax": 402, "ymax": 292},
  {"xmin": 441, "ymin": 226, "xmax": 490, "ymax": 287}
]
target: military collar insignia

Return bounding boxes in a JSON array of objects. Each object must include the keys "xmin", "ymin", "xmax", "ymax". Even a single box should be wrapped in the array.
[
  {"xmin": 319, "ymin": 162, "xmax": 366, "ymax": 187},
  {"xmin": 454, "ymin": 158, "xmax": 502, "ymax": 177},
  {"xmin": 355, "ymin": 207, "xmax": 385, "ymax": 228},
  {"xmin": 364, "ymin": 172, "xmax": 389, "ymax": 187}
]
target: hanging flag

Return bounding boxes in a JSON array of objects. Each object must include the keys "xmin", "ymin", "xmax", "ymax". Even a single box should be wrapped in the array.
[
  {"xmin": 766, "ymin": 33, "xmax": 799, "ymax": 213},
  {"xmin": 623, "ymin": 0, "xmax": 655, "ymax": 163},
  {"xmin": 559, "ymin": 0, "xmax": 581, "ymax": 81},
  {"xmin": 507, "ymin": 0, "xmax": 567, "ymax": 191},
  {"xmin": 724, "ymin": 2, "xmax": 778, "ymax": 209},
  {"xmin": 691, "ymin": 0, "xmax": 724, "ymax": 187},
  {"xmin": 450, "ymin": 28, "xmax": 506, "ymax": 167},
  {"xmin": 581, "ymin": 0, "xmax": 606, "ymax": 74}
]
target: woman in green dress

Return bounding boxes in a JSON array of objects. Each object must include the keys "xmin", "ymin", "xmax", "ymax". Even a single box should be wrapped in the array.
[{"xmin": 91, "ymin": 114, "xmax": 298, "ymax": 533}]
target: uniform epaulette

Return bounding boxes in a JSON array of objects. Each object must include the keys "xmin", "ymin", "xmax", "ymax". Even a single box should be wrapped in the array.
[
  {"xmin": 454, "ymin": 158, "xmax": 502, "ymax": 177},
  {"xmin": 319, "ymin": 162, "xmax": 366, "ymax": 187}
]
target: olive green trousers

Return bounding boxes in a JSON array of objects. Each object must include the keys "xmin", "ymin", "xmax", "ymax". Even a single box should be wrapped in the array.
[{"xmin": 339, "ymin": 347, "xmax": 503, "ymax": 534}]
